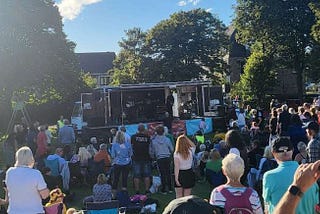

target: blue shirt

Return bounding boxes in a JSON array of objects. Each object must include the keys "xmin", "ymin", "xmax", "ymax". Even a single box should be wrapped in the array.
[
  {"xmin": 58, "ymin": 125, "xmax": 75, "ymax": 144},
  {"xmin": 111, "ymin": 142, "xmax": 132, "ymax": 165},
  {"xmin": 263, "ymin": 161, "xmax": 318, "ymax": 214}
]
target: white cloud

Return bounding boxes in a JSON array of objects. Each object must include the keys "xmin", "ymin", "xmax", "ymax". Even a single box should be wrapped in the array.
[
  {"xmin": 177, "ymin": 0, "xmax": 201, "ymax": 7},
  {"xmin": 188, "ymin": 0, "xmax": 200, "ymax": 6},
  {"xmin": 56, "ymin": 0, "xmax": 102, "ymax": 20},
  {"xmin": 178, "ymin": 0, "xmax": 187, "ymax": 6},
  {"xmin": 206, "ymin": 8, "xmax": 212, "ymax": 12}
]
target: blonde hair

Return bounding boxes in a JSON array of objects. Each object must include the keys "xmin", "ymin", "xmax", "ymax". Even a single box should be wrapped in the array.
[
  {"xmin": 115, "ymin": 131, "xmax": 125, "ymax": 144},
  {"xmin": 97, "ymin": 173, "xmax": 107, "ymax": 185},
  {"xmin": 15, "ymin": 146, "xmax": 34, "ymax": 168},
  {"xmin": 78, "ymin": 147, "xmax": 92, "ymax": 162},
  {"xmin": 175, "ymin": 135, "xmax": 193, "ymax": 160},
  {"xmin": 222, "ymin": 153, "xmax": 244, "ymax": 181}
]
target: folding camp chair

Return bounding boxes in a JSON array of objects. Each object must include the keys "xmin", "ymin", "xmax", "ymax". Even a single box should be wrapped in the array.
[{"xmin": 85, "ymin": 200, "xmax": 119, "ymax": 214}]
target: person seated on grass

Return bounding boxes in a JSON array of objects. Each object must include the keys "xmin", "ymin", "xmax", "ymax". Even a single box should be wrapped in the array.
[
  {"xmin": 205, "ymin": 149, "xmax": 224, "ymax": 188},
  {"xmin": 45, "ymin": 188, "xmax": 67, "ymax": 214},
  {"xmin": 197, "ymin": 146, "xmax": 209, "ymax": 180},
  {"xmin": 70, "ymin": 146, "xmax": 92, "ymax": 185},
  {"xmin": 41, "ymin": 167, "xmax": 63, "ymax": 190},
  {"xmin": 94, "ymin": 144, "xmax": 112, "ymax": 173},
  {"xmin": 83, "ymin": 173, "xmax": 112, "ymax": 205}
]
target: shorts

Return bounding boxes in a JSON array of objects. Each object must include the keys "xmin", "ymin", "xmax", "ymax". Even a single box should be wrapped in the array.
[
  {"xmin": 175, "ymin": 168, "xmax": 195, "ymax": 189},
  {"xmin": 132, "ymin": 161, "xmax": 152, "ymax": 178}
]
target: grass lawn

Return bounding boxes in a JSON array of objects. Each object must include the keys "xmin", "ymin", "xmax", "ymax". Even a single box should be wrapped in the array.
[
  {"xmin": 0, "ymin": 132, "xmax": 219, "ymax": 213},
  {"xmin": 67, "ymin": 176, "xmax": 213, "ymax": 213}
]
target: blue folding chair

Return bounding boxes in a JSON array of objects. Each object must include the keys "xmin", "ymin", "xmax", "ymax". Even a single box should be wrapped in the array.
[{"xmin": 85, "ymin": 200, "xmax": 119, "ymax": 214}]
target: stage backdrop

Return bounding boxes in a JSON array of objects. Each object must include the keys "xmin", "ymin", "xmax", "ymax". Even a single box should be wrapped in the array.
[
  {"xmin": 119, "ymin": 117, "xmax": 212, "ymax": 137},
  {"xmin": 185, "ymin": 118, "xmax": 213, "ymax": 136}
]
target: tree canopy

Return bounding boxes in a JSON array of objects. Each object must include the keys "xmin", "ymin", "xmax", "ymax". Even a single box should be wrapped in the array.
[
  {"xmin": 234, "ymin": 0, "xmax": 317, "ymax": 99},
  {"xmin": 310, "ymin": 2, "xmax": 320, "ymax": 43},
  {"xmin": 109, "ymin": 28, "xmax": 147, "ymax": 85},
  {"xmin": 110, "ymin": 9, "xmax": 228, "ymax": 84},
  {"xmin": 0, "ymin": 0, "xmax": 86, "ymax": 131},
  {"xmin": 0, "ymin": 0, "xmax": 84, "ymax": 104}
]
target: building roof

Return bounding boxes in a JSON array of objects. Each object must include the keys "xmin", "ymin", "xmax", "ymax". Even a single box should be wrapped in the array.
[
  {"xmin": 225, "ymin": 26, "xmax": 248, "ymax": 58},
  {"xmin": 229, "ymin": 30, "xmax": 247, "ymax": 58},
  {"xmin": 76, "ymin": 52, "xmax": 116, "ymax": 74}
]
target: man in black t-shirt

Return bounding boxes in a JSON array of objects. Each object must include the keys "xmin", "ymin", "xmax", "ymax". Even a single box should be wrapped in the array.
[{"xmin": 131, "ymin": 124, "xmax": 152, "ymax": 194}]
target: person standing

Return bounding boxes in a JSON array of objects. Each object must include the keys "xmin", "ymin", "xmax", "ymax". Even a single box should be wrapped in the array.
[
  {"xmin": 111, "ymin": 131, "xmax": 132, "ymax": 191},
  {"xmin": 269, "ymin": 108, "xmax": 278, "ymax": 144},
  {"xmin": 45, "ymin": 124, "xmax": 52, "ymax": 145},
  {"xmin": 150, "ymin": 125, "xmax": 174, "ymax": 194},
  {"xmin": 199, "ymin": 118, "xmax": 207, "ymax": 134},
  {"xmin": 278, "ymin": 104, "xmax": 291, "ymax": 136},
  {"xmin": 306, "ymin": 121, "xmax": 320, "ymax": 163},
  {"xmin": 120, "ymin": 126, "xmax": 131, "ymax": 144},
  {"xmin": 36, "ymin": 125, "xmax": 48, "ymax": 158},
  {"xmin": 225, "ymin": 129, "xmax": 249, "ymax": 184},
  {"xmin": 209, "ymin": 154, "xmax": 263, "ymax": 213},
  {"xmin": 57, "ymin": 115, "xmax": 64, "ymax": 132},
  {"xmin": 26, "ymin": 121, "xmax": 39, "ymax": 155},
  {"xmin": 174, "ymin": 135, "xmax": 196, "ymax": 198},
  {"xmin": 166, "ymin": 91, "xmax": 174, "ymax": 117},
  {"xmin": 4, "ymin": 133, "xmax": 17, "ymax": 167},
  {"xmin": 35, "ymin": 125, "xmax": 48, "ymax": 169},
  {"xmin": 58, "ymin": 119, "xmax": 75, "ymax": 145},
  {"xmin": 58, "ymin": 119, "xmax": 76, "ymax": 158},
  {"xmin": 6, "ymin": 146, "xmax": 49, "ymax": 214},
  {"xmin": 263, "ymin": 137, "xmax": 318, "ymax": 214},
  {"xmin": 131, "ymin": 124, "xmax": 152, "ymax": 194}
]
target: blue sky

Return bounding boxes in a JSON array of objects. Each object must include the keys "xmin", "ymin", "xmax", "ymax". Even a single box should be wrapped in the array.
[{"xmin": 55, "ymin": 0, "xmax": 236, "ymax": 53}]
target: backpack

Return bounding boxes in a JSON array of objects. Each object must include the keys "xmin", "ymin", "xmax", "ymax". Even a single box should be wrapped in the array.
[
  {"xmin": 260, "ymin": 159, "xmax": 278, "ymax": 175},
  {"xmin": 163, "ymin": 195, "xmax": 222, "ymax": 214},
  {"xmin": 218, "ymin": 185, "xmax": 254, "ymax": 214},
  {"xmin": 116, "ymin": 190, "xmax": 131, "ymax": 207}
]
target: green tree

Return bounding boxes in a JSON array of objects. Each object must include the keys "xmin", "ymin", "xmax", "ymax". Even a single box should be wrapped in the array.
[
  {"xmin": 0, "ymin": 0, "xmax": 83, "ymax": 103},
  {"xmin": 310, "ymin": 3, "xmax": 320, "ymax": 43},
  {"xmin": 81, "ymin": 72, "xmax": 97, "ymax": 89},
  {"xmin": 0, "ymin": 0, "xmax": 85, "ymax": 130},
  {"xmin": 232, "ymin": 50, "xmax": 276, "ymax": 105},
  {"xmin": 143, "ymin": 9, "xmax": 228, "ymax": 82},
  {"xmin": 235, "ymin": 0, "xmax": 317, "ymax": 99},
  {"xmin": 109, "ymin": 28, "xmax": 147, "ymax": 85}
]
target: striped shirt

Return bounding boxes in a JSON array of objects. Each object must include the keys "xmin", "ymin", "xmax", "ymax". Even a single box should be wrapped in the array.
[{"xmin": 210, "ymin": 185, "xmax": 263, "ymax": 214}]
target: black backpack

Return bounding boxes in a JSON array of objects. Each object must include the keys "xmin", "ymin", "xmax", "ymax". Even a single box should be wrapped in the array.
[
  {"xmin": 163, "ymin": 195, "xmax": 223, "ymax": 214},
  {"xmin": 261, "ymin": 159, "xmax": 278, "ymax": 175}
]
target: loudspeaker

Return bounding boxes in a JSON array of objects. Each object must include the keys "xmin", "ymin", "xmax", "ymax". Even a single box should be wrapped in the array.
[
  {"xmin": 213, "ymin": 117, "xmax": 227, "ymax": 132},
  {"xmin": 87, "ymin": 117, "xmax": 105, "ymax": 127},
  {"xmin": 217, "ymin": 105, "xmax": 226, "ymax": 117}
]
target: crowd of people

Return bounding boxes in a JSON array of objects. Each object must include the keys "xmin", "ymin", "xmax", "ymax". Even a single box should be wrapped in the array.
[{"xmin": 0, "ymin": 96, "xmax": 320, "ymax": 213}]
